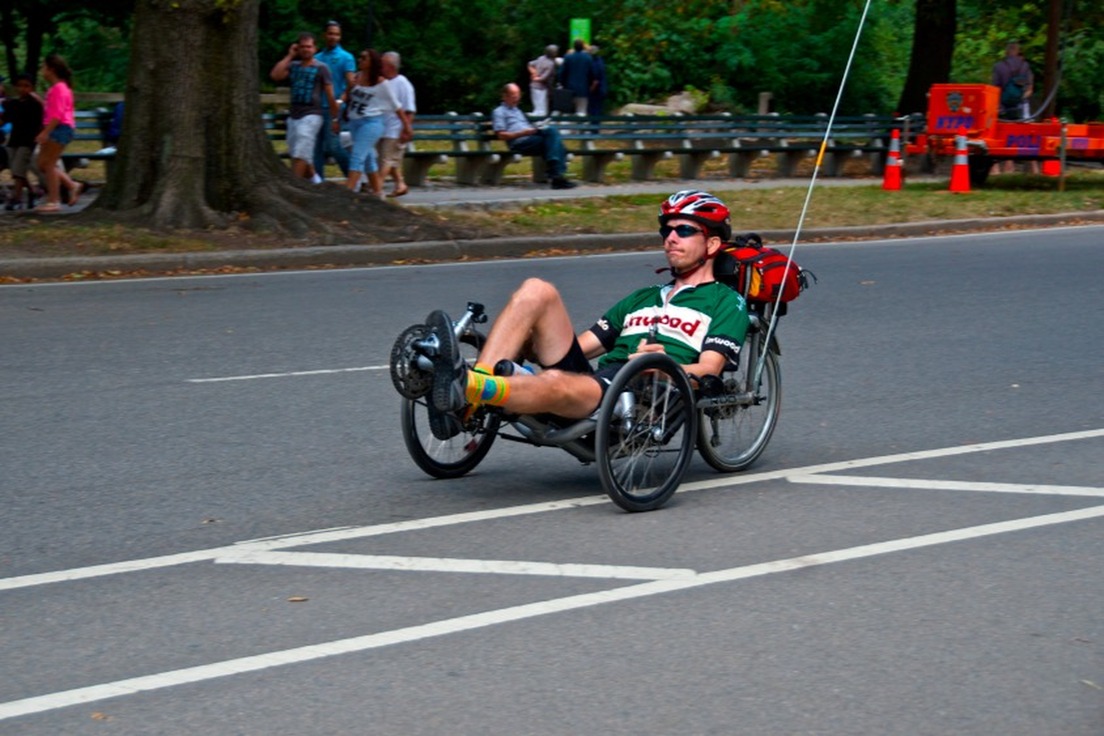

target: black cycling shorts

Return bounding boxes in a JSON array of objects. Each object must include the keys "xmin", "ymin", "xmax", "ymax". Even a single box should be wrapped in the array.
[{"xmin": 544, "ymin": 338, "xmax": 625, "ymax": 402}]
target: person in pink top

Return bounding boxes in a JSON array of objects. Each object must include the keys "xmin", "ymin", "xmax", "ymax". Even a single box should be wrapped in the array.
[{"xmin": 34, "ymin": 53, "xmax": 83, "ymax": 212}]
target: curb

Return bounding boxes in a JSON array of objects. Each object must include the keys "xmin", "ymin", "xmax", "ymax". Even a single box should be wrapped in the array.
[{"xmin": 3, "ymin": 211, "xmax": 1103, "ymax": 280}]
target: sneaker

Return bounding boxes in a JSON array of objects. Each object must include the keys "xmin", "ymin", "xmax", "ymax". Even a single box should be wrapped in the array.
[
  {"xmin": 550, "ymin": 177, "xmax": 577, "ymax": 190},
  {"xmin": 426, "ymin": 310, "xmax": 467, "ymax": 412},
  {"xmin": 427, "ymin": 402, "xmax": 463, "ymax": 440}
]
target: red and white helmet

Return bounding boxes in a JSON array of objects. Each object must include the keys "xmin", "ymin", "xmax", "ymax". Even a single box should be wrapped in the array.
[{"xmin": 659, "ymin": 190, "xmax": 732, "ymax": 241}]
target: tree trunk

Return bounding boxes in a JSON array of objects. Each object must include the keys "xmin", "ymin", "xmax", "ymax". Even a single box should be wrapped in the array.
[
  {"xmin": 895, "ymin": 0, "xmax": 957, "ymax": 116},
  {"xmin": 95, "ymin": 0, "xmax": 460, "ymax": 243}
]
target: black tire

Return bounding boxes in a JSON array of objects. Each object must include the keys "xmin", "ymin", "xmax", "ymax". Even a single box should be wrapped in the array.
[
  {"xmin": 596, "ymin": 353, "xmax": 697, "ymax": 512},
  {"xmin": 697, "ymin": 339, "xmax": 781, "ymax": 472},
  {"xmin": 968, "ymin": 155, "xmax": 992, "ymax": 188},
  {"xmin": 399, "ymin": 332, "xmax": 500, "ymax": 479}
]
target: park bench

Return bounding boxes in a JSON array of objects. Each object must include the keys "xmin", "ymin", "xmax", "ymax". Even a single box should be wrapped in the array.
[
  {"xmin": 398, "ymin": 112, "xmax": 904, "ymax": 186},
  {"xmin": 59, "ymin": 108, "xmax": 118, "ymax": 173},
  {"xmin": 54, "ymin": 105, "xmax": 913, "ymax": 188},
  {"xmin": 556, "ymin": 112, "xmax": 901, "ymax": 181}
]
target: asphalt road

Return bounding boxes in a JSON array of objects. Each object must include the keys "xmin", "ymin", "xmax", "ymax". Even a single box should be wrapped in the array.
[{"xmin": 2, "ymin": 226, "xmax": 1102, "ymax": 734}]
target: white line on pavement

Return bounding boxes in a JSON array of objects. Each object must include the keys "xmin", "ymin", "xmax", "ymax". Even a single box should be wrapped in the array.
[
  {"xmin": 187, "ymin": 365, "xmax": 386, "ymax": 383},
  {"xmin": 4, "ymin": 503, "xmax": 1103, "ymax": 721},
  {"xmin": 3, "ymin": 427, "xmax": 1102, "ymax": 593},
  {"xmin": 0, "ymin": 497, "xmax": 610, "ymax": 592},
  {"xmin": 215, "ymin": 550, "xmax": 699, "ymax": 580},
  {"xmin": 789, "ymin": 474, "xmax": 1104, "ymax": 497}
]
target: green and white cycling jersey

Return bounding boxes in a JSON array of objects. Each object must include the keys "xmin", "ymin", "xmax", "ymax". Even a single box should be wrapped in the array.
[{"xmin": 590, "ymin": 280, "xmax": 749, "ymax": 368}]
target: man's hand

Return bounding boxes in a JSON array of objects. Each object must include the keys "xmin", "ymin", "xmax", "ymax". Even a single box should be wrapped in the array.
[{"xmin": 629, "ymin": 339, "xmax": 667, "ymax": 361}]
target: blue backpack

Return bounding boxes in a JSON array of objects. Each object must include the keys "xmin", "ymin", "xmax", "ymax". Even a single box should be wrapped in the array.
[{"xmin": 999, "ymin": 60, "xmax": 1029, "ymax": 110}]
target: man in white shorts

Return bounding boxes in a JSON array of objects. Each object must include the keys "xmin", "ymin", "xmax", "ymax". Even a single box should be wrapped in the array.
[{"xmin": 270, "ymin": 32, "xmax": 340, "ymax": 181}]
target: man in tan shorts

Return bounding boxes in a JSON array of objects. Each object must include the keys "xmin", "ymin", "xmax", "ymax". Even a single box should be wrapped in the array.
[{"xmin": 379, "ymin": 51, "xmax": 416, "ymax": 196}]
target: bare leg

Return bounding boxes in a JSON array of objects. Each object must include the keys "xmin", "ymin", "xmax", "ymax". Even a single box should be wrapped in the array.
[
  {"xmin": 57, "ymin": 164, "xmax": 82, "ymax": 205},
  {"xmin": 10, "ymin": 176, "xmax": 26, "ymax": 204},
  {"xmin": 496, "ymin": 369, "xmax": 603, "ymax": 418},
  {"xmin": 292, "ymin": 158, "xmax": 314, "ymax": 179},
  {"xmin": 36, "ymin": 141, "xmax": 63, "ymax": 206},
  {"xmin": 388, "ymin": 156, "xmax": 408, "ymax": 195},
  {"xmin": 367, "ymin": 171, "xmax": 384, "ymax": 197},
  {"xmin": 478, "ymin": 278, "xmax": 579, "ymax": 369},
  {"xmin": 390, "ymin": 166, "xmax": 406, "ymax": 190}
]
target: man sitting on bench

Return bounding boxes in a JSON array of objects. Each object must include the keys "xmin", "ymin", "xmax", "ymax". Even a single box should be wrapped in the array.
[{"xmin": 491, "ymin": 82, "xmax": 576, "ymax": 190}]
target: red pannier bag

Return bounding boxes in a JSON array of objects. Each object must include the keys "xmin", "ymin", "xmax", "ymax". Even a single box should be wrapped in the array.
[{"xmin": 714, "ymin": 233, "xmax": 814, "ymax": 306}]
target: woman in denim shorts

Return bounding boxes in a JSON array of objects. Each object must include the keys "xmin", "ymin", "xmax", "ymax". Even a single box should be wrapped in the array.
[
  {"xmin": 34, "ymin": 54, "xmax": 83, "ymax": 212},
  {"xmin": 343, "ymin": 49, "xmax": 405, "ymax": 197}
]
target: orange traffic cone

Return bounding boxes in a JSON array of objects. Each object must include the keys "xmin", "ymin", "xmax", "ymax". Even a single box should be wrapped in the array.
[
  {"xmin": 882, "ymin": 129, "xmax": 902, "ymax": 191},
  {"xmin": 949, "ymin": 132, "xmax": 971, "ymax": 193}
]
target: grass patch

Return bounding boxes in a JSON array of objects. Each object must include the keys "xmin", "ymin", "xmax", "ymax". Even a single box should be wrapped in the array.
[{"xmin": 434, "ymin": 170, "xmax": 1104, "ymax": 236}]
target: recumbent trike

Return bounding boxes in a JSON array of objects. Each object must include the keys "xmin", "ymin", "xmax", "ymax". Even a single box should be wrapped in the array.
[{"xmin": 388, "ymin": 246, "xmax": 797, "ymax": 512}]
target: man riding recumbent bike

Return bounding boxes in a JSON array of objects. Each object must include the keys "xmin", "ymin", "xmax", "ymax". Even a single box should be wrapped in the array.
[{"xmin": 389, "ymin": 191, "xmax": 812, "ymax": 512}]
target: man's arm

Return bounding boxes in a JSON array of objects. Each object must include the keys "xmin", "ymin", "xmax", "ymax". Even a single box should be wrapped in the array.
[
  {"xmin": 324, "ymin": 83, "xmax": 339, "ymax": 122},
  {"xmin": 496, "ymin": 126, "xmax": 537, "ymax": 142},
  {"xmin": 677, "ymin": 349, "xmax": 728, "ymax": 381},
  {"xmin": 492, "ymin": 107, "xmax": 536, "ymax": 141},
  {"xmin": 578, "ymin": 330, "xmax": 605, "ymax": 359},
  {"xmin": 270, "ymin": 44, "xmax": 297, "ymax": 82},
  {"xmin": 314, "ymin": 64, "xmax": 338, "ymax": 120},
  {"xmin": 397, "ymin": 109, "xmax": 414, "ymax": 143}
]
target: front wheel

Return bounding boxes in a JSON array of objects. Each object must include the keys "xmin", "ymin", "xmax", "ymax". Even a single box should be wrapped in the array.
[
  {"xmin": 697, "ymin": 340, "xmax": 781, "ymax": 472},
  {"xmin": 401, "ymin": 398, "xmax": 500, "ymax": 479},
  {"xmin": 596, "ymin": 354, "xmax": 697, "ymax": 512},
  {"xmin": 399, "ymin": 330, "xmax": 499, "ymax": 479}
]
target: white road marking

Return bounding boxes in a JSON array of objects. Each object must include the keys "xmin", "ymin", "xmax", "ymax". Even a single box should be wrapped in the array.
[
  {"xmin": 215, "ymin": 550, "xmax": 698, "ymax": 580},
  {"xmin": 3, "ymin": 427, "xmax": 1101, "ymax": 593},
  {"xmin": 3, "ymin": 503, "xmax": 1103, "ymax": 721},
  {"xmin": 0, "ymin": 497, "xmax": 610, "ymax": 591},
  {"xmin": 789, "ymin": 474, "xmax": 1104, "ymax": 497},
  {"xmin": 187, "ymin": 365, "xmax": 386, "ymax": 383},
  {"xmin": 676, "ymin": 427, "xmax": 1104, "ymax": 494}
]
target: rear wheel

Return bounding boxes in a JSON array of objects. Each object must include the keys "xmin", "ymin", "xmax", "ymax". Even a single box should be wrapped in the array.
[
  {"xmin": 697, "ymin": 340, "xmax": 781, "ymax": 472},
  {"xmin": 596, "ymin": 354, "xmax": 697, "ymax": 512}
]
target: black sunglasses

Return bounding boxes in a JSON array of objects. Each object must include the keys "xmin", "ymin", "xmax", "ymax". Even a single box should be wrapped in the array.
[{"xmin": 659, "ymin": 223, "xmax": 705, "ymax": 239}]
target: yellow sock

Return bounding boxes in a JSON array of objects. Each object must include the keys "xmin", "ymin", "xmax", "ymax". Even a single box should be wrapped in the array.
[{"xmin": 465, "ymin": 371, "xmax": 510, "ymax": 407}]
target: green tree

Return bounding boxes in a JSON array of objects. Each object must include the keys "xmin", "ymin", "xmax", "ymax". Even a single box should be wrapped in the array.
[{"xmin": 1, "ymin": 0, "xmax": 129, "ymax": 82}]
